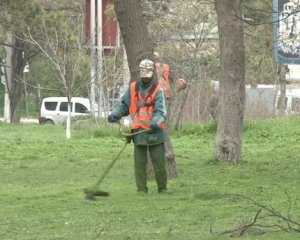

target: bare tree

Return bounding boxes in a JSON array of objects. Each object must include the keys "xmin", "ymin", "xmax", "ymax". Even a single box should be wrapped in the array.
[
  {"xmin": 215, "ymin": 0, "xmax": 245, "ymax": 163},
  {"xmin": 146, "ymin": 0, "xmax": 218, "ymax": 125},
  {"xmin": 27, "ymin": 4, "xmax": 88, "ymax": 138},
  {"xmin": 1, "ymin": 4, "xmax": 30, "ymax": 123}
]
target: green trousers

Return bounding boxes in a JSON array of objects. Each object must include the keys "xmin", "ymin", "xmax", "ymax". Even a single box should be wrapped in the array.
[{"xmin": 134, "ymin": 143, "xmax": 167, "ymax": 193}]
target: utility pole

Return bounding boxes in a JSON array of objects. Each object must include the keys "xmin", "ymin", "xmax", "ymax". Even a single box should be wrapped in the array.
[
  {"xmin": 90, "ymin": 0, "xmax": 96, "ymax": 117},
  {"xmin": 1, "ymin": 59, "xmax": 7, "ymax": 119},
  {"xmin": 90, "ymin": 0, "xmax": 104, "ymax": 119},
  {"xmin": 96, "ymin": 0, "xmax": 104, "ymax": 118},
  {"xmin": 23, "ymin": 63, "xmax": 29, "ymax": 117},
  {"xmin": 4, "ymin": 35, "xmax": 12, "ymax": 123},
  {"xmin": 4, "ymin": 85, "xmax": 10, "ymax": 122},
  {"xmin": 37, "ymin": 84, "xmax": 41, "ymax": 107}
]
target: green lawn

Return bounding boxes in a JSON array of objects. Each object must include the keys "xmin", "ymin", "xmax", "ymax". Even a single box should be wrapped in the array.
[{"xmin": 1, "ymin": 118, "xmax": 300, "ymax": 240}]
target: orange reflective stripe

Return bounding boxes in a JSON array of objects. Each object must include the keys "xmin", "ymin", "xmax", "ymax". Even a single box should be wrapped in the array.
[{"xmin": 129, "ymin": 81, "xmax": 138, "ymax": 114}]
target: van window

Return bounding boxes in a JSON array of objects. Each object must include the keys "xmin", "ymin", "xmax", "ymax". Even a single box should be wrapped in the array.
[
  {"xmin": 75, "ymin": 103, "xmax": 88, "ymax": 113},
  {"xmin": 44, "ymin": 102, "xmax": 57, "ymax": 111},
  {"xmin": 59, "ymin": 102, "xmax": 72, "ymax": 112}
]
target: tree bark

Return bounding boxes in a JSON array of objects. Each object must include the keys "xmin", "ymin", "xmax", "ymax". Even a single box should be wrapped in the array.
[
  {"xmin": 6, "ymin": 35, "xmax": 25, "ymax": 123},
  {"xmin": 277, "ymin": 65, "xmax": 287, "ymax": 114},
  {"xmin": 114, "ymin": 0, "xmax": 154, "ymax": 81},
  {"xmin": 215, "ymin": 0, "xmax": 245, "ymax": 163},
  {"xmin": 174, "ymin": 85, "xmax": 190, "ymax": 130}
]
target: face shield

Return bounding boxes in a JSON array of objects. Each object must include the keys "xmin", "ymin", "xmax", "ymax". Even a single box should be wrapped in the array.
[
  {"xmin": 139, "ymin": 68, "xmax": 154, "ymax": 78},
  {"xmin": 139, "ymin": 59, "xmax": 154, "ymax": 79}
]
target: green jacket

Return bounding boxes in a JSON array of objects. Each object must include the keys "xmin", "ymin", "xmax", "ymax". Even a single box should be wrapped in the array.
[{"xmin": 112, "ymin": 80, "xmax": 167, "ymax": 146}]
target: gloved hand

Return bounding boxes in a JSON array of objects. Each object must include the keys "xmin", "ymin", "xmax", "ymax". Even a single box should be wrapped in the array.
[
  {"xmin": 150, "ymin": 122, "xmax": 160, "ymax": 131},
  {"xmin": 107, "ymin": 114, "xmax": 119, "ymax": 123}
]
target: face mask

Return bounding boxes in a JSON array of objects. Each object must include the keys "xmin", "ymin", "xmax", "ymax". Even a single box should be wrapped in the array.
[
  {"xmin": 140, "ymin": 68, "xmax": 153, "ymax": 79},
  {"xmin": 141, "ymin": 77, "xmax": 152, "ymax": 83}
]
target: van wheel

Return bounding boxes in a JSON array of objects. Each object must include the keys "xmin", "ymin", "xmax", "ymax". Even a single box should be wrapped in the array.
[{"xmin": 45, "ymin": 119, "xmax": 54, "ymax": 125}]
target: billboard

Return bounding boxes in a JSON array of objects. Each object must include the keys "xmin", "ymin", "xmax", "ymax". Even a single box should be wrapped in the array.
[{"xmin": 273, "ymin": 0, "xmax": 300, "ymax": 64}]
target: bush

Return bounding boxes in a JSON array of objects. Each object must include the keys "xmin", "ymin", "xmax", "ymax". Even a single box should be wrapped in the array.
[
  {"xmin": 173, "ymin": 121, "xmax": 217, "ymax": 137},
  {"xmin": 72, "ymin": 118, "xmax": 120, "ymax": 138}
]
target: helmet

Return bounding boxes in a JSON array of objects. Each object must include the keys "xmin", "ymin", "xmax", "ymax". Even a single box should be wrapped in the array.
[
  {"xmin": 139, "ymin": 59, "xmax": 154, "ymax": 78},
  {"xmin": 153, "ymin": 51, "xmax": 160, "ymax": 60}
]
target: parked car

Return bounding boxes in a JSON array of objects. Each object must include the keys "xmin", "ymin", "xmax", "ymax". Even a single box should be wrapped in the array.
[{"xmin": 39, "ymin": 97, "xmax": 93, "ymax": 124}]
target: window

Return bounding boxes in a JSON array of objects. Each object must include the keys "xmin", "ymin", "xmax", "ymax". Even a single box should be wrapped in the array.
[
  {"xmin": 44, "ymin": 102, "xmax": 57, "ymax": 111},
  {"xmin": 59, "ymin": 102, "xmax": 72, "ymax": 112},
  {"xmin": 75, "ymin": 103, "xmax": 88, "ymax": 113}
]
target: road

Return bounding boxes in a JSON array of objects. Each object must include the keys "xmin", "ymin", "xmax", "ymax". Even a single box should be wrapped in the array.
[{"xmin": 0, "ymin": 118, "xmax": 39, "ymax": 124}]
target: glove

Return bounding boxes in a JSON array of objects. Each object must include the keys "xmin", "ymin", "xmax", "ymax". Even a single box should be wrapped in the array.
[
  {"xmin": 107, "ymin": 114, "xmax": 119, "ymax": 123},
  {"xmin": 125, "ymin": 135, "xmax": 132, "ymax": 144},
  {"xmin": 150, "ymin": 122, "xmax": 160, "ymax": 131}
]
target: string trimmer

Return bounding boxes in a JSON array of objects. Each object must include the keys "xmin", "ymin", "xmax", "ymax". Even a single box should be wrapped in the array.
[{"xmin": 83, "ymin": 127, "xmax": 150, "ymax": 200}]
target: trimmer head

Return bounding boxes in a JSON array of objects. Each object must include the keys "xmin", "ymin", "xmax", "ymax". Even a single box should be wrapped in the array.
[
  {"xmin": 83, "ymin": 188, "xmax": 110, "ymax": 200},
  {"xmin": 82, "ymin": 138, "xmax": 136, "ymax": 201}
]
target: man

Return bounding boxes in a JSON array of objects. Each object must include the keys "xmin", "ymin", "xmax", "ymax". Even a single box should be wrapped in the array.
[
  {"xmin": 153, "ymin": 52, "xmax": 187, "ymax": 168},
  {"xmin": 154, "ymin": 51, "xmax": 187, "ymax": 103},
  {"xmin": 154, "ymin": 52, "xmax": 173, "ymax": 100},
  {"xmin": 107, "ymin": 59, "xmax": 168, "ymax": 193}
]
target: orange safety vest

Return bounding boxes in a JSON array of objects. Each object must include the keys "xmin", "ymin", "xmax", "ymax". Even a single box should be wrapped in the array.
[
  {"xmin": 129, "ymin": 81, "xmax": 165, "ymax": 130},
  {"xmin": 155, "ymin": 63, "xmax": 172, "ymax": 99}
]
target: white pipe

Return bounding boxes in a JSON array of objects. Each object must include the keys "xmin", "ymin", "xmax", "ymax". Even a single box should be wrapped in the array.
[
  {"xmin": 90, "ymin": 0, "xmax": 96, "ymax": 117},
  {"xmin": 96, "ymin": 0, "xmax": 104, "ymax": 118},
  {"xmin": 4, "ymin": 34, "xmax": 12, "ymax": 123},
  {"xmin": 66, "ymin": 101, "xmax": 71, "ymax": 139}
]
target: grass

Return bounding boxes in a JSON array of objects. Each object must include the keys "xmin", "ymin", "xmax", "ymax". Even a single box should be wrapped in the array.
[{"xmin": 1, "ymin": 118, "xmax": 300, "ymax": 239}]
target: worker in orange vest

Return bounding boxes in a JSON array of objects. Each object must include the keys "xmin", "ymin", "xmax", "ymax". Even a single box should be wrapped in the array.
[
  {"xmin": 108, "ymin": 59, "xmax": 168, "ymax": 193},
  {"xmin": 154, "ymin": 52, "xmax": 187, "ymax": 102},
  {"xmin": 153, "ymin": 52, "xmax": 187, "ymax": 164}
]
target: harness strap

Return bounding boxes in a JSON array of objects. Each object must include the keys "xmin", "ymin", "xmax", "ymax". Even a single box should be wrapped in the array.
[{"xmin": 135, "ymin": 81, "xmax": 159, "ymax": 110}]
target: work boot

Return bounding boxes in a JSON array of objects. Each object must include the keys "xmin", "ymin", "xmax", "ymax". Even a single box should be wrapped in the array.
[
  {"xmin": 137, "ymin": 187, "xmax": 148, "ymax": 196},
  {"xmin": 136, "ymin": 186, "xmax": 148, "ymax": 193},
  {"xmin": 137, "ymin": 190, "xmax": 148, "ymax": 196},
  {"xmin": 158, "ymin": 188, "xmax": 168, "ymax": 194}
]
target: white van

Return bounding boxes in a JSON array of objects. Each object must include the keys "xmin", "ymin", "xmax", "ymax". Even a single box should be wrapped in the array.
[{"xmin": 39, "ymin": 97, "xmax": 92, "ymax": 124}]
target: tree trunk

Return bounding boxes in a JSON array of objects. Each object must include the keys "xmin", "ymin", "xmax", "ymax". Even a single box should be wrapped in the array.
[
  {"xmin": 277, "ymin": 65, "xmax": 287, "ymax": 114},
  {"xmin": 66, "ymin": 101, "xmax": 72, "ymax": 139},
  {"xmin": 215, "ymin": 0, "xmax": 245, "ymax": 163},
  {"xmin": 114, "ymin": 0, "xmax": 177, "ymax": 178},
  {"xmin": 174, "ymin": 85, "xmax": 190, "ymax": 130},
  {"xmin": 6, "ymin": 35, "xmax": 25, "ymax": 123},
  {"xmin": 163, "ymin": 128, "xmax": 177, "ymax": 178},
  {"xmin": 114, "ymin": 0, "xmax": 154, "ymax": 81}
]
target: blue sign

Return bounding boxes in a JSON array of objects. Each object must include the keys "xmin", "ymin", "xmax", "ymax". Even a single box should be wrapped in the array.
[{"xmin": 273, "ymin": 0, "xmax": 300, "ymax": 64}]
